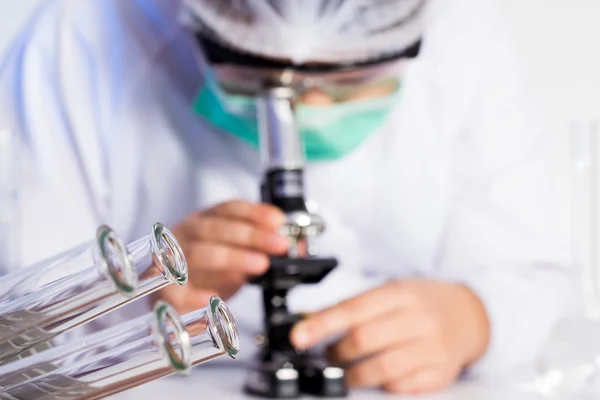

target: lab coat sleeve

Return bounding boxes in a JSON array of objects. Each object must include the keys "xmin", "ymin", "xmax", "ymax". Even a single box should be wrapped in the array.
[
  {"xmin": 434, "ymin": 5, "xmax": 572, "ymax": 373},
  {"xmin": 0, "ymin": 1, "xmax": 154, "ymax": 334},
  {"xmin": 0, "ymin": 0, "xmax": 110, "ymax": 267}
]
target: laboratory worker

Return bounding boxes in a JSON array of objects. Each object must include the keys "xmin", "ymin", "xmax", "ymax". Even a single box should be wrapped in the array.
[{"xmin": 0, "ymin": 0, "xmax": 571, "ymax": 395}]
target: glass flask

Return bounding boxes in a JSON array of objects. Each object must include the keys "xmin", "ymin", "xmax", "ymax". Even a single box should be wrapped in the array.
[
  {"xmin": 535, "ymin": 121, "xmax": 600, "ymax": 398},
  {"xmin": 0, "ymin": 223, "xmax": 188, "ymax": 363},
  {"xmin": 0, "ymin": 296, "xmax": 240, "ymax": 400}
]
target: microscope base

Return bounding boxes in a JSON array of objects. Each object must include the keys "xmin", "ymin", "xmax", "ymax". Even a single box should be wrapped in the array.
[
  {"xmin": 246, "ymin": 252, "xmax": 345, "ymax": 397},
  {"xmin": 244, "ymin": 361, "xmax": 300, "ymax": 399},
  {"xmin": 297, "ymin": 356, "xmax": 348, "ymax": 397},
  {"xmin": 243, "ymin": 355, "xmax": 348, "ymax": 398}
]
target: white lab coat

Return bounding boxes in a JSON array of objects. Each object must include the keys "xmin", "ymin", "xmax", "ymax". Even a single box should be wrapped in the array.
[{"xmin": 0, "ymin": 0, "xmax": 572, "ymax": 375}]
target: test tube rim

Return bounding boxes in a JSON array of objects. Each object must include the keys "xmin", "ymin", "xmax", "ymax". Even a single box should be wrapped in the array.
[
  {"xmin": 97, "ymin": 225, "xmax": 138, "ymax": 297},
  {"xmin": 207, "ymin": 295, "xmax": 241, "ymax": 359},
  {"xmin": 154, "ymin": 300, "xmax": 193, "ymax": 375},
  {"xmin": 151, "ymin": 223, "xmax": 189, "ymax": 286}
]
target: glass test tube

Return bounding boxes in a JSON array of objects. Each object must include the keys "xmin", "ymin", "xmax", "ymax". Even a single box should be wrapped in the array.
[
  {"xmin": 0, "ymin": 297, "xmax": 240, "ymax": 400},
  {"xmin": 0, "ymin": 223, "xmax": 188, "ymax": 363}
]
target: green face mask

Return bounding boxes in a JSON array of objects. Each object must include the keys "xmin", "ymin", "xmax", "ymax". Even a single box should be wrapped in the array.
[{"xmin": 192, "ymin": 82, "xmax": 402, "ymax": 162}]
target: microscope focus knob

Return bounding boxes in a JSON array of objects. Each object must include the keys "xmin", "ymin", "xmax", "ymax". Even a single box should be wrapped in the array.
[{"xmin": 281, "ymin": 211, "xmax": 326, "ymax": 238}]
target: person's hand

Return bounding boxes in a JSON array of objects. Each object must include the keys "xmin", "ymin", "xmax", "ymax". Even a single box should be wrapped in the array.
[
  {"xmin": 290, "ymin": 279, "xmax": 490, "ymax": 395},
  {"xmin": 152, "ymin": 200, "xmax": 289, "ymax": 314}
]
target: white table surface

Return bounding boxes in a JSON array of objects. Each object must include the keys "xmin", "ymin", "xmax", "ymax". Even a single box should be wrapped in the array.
[{"xmin": 112, "ymin": 363, "xmax": 560, "ymax": 400}]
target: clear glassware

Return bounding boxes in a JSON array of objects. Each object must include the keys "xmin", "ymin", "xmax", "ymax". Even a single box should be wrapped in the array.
[
  {"xmin": 535, "ymin": 121, "xmax": 600, "ymax": 398},
  {"xmin": 0, "ymin": 129, "xmax": 20, "ymax": 275},
  {"xmin": 0, "ymin": 296, "xmax": 240, "ymax": 400},
  {"xmin": 0, "ymin": 223, "xmax": 188, "ymax": 363}
]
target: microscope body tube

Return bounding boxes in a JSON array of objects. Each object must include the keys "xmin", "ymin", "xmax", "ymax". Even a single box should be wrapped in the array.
[
  {"xmin": 258, "ymin": 87, "xmax": 307, "ymax": 214},
  {"xmin": 258, "ymin": 86, "xmax": 304, "ymax": 173},
  {"xmin": 0, "ymin": 224, "xmax": 188, "ymax": 363},
  {"xmin": 0, "ymin": 297, "xmax": 240, "ymax": 400}
]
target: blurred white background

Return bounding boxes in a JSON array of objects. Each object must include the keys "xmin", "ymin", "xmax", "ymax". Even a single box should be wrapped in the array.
[{"xmin": 498, "ymin": 0, "xmax": 600, "ymax": 179}]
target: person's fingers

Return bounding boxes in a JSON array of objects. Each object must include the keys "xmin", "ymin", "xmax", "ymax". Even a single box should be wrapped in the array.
[
  {"xmin": 189, "ymin": 270, "xmax": 248, "ymax": 298},
  {"xmin": 328, "ymin": 309, "xmax": 433, "ymax": 365},
  {"xmin": 290, "ymin": 282, "xmax": 411, "ymax": 349},
  {"xmin": 189, "ymin": 215, "xmax": 288, "ymax": 254},
  {"xmin": 186, "ymin": 242, "xmax": 270, "ymax": 275},
  {"xmin": 208, "ymin": 200, "xmax": 286, "ymax": 231},
  {"xmin": 345, "ymin": 340, "xmax": 435, "ymax": 389},
  {"xmin": 383, "ymin": 368, "xmax": 457, "ymax": 395}
]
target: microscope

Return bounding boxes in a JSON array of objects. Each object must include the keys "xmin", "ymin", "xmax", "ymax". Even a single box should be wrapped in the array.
[
  {"xmin": 187, "ymin": 3, "xmax": 425, "ymax": 393},
  {"xmin": 243, "ymin": 84, "xmax": 347, "ymax": 399}
]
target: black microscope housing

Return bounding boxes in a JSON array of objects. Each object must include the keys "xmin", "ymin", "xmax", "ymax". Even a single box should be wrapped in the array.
[{"xmin": 243, "ymin": 166, "xmax": 348, "ymax": 398}]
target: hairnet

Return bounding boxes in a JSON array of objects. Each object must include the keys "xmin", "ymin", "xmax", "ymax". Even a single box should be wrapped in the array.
[{"xmin": 180, "ymin": 0, "xmax": 428, "ymax": 66}]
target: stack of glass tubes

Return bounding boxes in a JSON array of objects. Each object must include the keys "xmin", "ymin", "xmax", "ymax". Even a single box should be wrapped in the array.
[
  {"xmin": 0, "ymin": 222, "xmax": 241, "ymax": 398},
  {"xmin": 0, "ymin": 223, "xmax": 188, "ymax": 364},
  {"xmin": 0, "ymin": 297, "xmax": 239, "ymax": 400}
]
